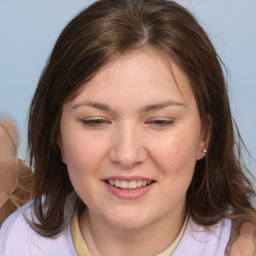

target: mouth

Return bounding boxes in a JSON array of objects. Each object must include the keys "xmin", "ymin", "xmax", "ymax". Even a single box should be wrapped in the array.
[{"xmin": 104, "ymin": 179, "xmax": 155, "ymax": 190}]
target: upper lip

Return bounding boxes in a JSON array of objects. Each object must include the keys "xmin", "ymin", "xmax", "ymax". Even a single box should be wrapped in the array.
[{"xmin": 103, "ymin": 176, "xmax": 154, "ymax": 181}]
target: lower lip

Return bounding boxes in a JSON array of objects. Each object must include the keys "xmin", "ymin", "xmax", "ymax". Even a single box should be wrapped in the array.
[{"xmin": 104, "ymin": 182, "xmax": 154, "ymax": 199}]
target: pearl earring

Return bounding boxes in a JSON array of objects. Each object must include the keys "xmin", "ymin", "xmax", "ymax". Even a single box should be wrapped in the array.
[{"xmin": 202, "ymin": 149, "xmax": 207, "ymax": 153}]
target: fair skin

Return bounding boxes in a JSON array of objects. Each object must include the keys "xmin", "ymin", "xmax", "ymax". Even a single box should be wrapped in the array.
[{"xmin": 59, "ymin": 50, "xmax": 208, "ymax": 256}]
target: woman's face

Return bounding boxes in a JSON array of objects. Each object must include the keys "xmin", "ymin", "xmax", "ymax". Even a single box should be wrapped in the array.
[{"xmin": 59, "ymin": 50, "xmax": 207, "ymax": 230}]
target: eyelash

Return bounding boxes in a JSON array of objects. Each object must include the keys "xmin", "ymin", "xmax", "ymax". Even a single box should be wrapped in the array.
[
  {"xmin": 82, "ymin": 119, "xmax": 110, "ymax": 127},
  {"xmin": 81, "ymin": 118, "xmax": 174, "ymax": 128},
  {"xmin": 147, "ymin": 119, "xmax": 174, "ymax": 127}
]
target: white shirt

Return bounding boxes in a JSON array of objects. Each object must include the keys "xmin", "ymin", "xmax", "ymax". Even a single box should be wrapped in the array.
[
  {"xmin": 0, "ymin": 202, "xmax": 77, "ymax": 256},
  {"xmin": 0, "ymin": 202, "xmax": 231, "ymax": 256}
]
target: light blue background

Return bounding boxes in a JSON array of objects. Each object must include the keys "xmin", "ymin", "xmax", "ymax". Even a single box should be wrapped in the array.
[{"xmin": 0, "ymin": 0, "xmax": 255, "ymax": 183}]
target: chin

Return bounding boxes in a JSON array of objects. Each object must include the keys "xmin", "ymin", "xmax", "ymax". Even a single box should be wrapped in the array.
[
  {"xmin": 105, "ymin": 208, "xmax": 155, "ymax": 230},
  {"xmin": 111, "ymin": 218, "xmax": 151, "ymax": 230}
]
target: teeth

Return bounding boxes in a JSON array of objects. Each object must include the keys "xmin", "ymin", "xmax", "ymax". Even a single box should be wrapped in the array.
[
  {"xmin": 137, "ymin": 180, "xmax": 142, "ymax": 187},
  {"xmin": 120, "ymin": 180, "xmax": 128, "ymax": 188},
  {"xmin": 115, "ymin": 180, "xmax": 120, "ymax": 187},
  {"xmin": 107, "ymin": 179, "xmax": 153, "ymax": 189},
  {"xmin": 128, "ymin": 180, "xmax": 136, "ymax": 189}
]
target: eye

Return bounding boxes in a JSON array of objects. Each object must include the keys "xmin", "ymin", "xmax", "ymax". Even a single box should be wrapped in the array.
[
  {"xmin": 147, "ymin": 119, "xmax": 174, "ymax": 127},
  {"xmin": 81, "ymin": 118, "xmax": 111, "ymax": 127}
]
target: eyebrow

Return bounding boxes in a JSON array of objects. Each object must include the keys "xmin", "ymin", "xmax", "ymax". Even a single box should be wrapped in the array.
[
  {"xmin": 73, "ymin": 102, "xmax": 112, "ymax": 112},
  {"xmin": 139, "ymin": 101, "xmax": 186, "ymax": 113},
  {"xmin": 73, "ymin": 100, "xmax": 186, "ymax": 113}
]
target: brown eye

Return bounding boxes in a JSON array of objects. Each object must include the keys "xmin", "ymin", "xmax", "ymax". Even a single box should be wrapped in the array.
[
  {"xmin": 82, "ymin": 119, "xmax": 110, "ymax": 127},
  {"xmin": 148, "ymin": 120, "xmax": 174, "ymax": 127}
]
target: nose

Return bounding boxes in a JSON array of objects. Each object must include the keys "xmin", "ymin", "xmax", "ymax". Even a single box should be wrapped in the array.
[{"xmin": 108, "ymin": 123, "xmax": 147, "ymax": 169}]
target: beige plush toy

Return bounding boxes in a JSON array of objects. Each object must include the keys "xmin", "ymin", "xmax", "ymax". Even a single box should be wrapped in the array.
[{"xmin": 0, "ymin": 118, "xmax": 32, "ymax": 226}]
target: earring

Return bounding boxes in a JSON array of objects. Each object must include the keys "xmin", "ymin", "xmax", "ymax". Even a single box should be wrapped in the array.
[{"xmin": 202, "ymin": 149, "xmax": 207, "ymax": 153}]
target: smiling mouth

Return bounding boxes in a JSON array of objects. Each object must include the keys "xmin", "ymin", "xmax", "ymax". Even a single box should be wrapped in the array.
[{"xmin": 105, "ymin": 179, "xmax": 154, "ymax": 189}]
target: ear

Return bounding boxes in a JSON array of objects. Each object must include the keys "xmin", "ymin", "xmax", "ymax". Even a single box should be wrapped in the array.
[
  {"xmin": 196, "ymin": 116, "xmax": 211, "ymax": 160},
  {"xmin": 57, "ymin": 138, "xmax": 66, "ymax": 164}
]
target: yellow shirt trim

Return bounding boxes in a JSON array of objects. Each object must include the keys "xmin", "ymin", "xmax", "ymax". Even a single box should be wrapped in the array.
[
  {"xmin": 71, "ymin": 210, "xmax": 92, "ymax": 256},
  {"xmin": 157, "ymin": 214, "xmax": 188, "ymax": 256},
  {"xmin": 70, "ymin": 210, "xmax": 188, "ymax": 256}
]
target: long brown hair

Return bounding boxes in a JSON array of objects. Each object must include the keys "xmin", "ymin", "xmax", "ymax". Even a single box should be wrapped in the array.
[{"xmin": 28, "ymin": 0, "xmax": 255, "ymax": 236}]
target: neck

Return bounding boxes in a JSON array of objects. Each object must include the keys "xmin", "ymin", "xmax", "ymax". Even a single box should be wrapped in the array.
[{"xmin": 79, "ymin": 207, "xmax": 186, "ymax": 256}]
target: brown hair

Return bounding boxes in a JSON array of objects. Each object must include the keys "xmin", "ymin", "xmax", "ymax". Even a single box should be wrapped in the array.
[{"xmin": 28, "ymin": 0, "xmax": 255, "ymax": 236}]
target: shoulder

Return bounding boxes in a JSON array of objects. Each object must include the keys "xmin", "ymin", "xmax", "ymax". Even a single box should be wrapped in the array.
[
  {"xmin": 173, "ymin": 216, "xmax": 232, "ymax": 256},
  {"xmin": 224, "ymin": 218, "xmax": 256, "ymax": 256},
  {"xmin": 0, "ymin": 201, "xmax": 33, "ymax": 236},
  {"xmin": 0, "ymin": 202, "xmax": 33, "ymax": 255},
  {"xmin": 0, "ymin": 201, "xmax": 77, "ymax": 256},
  {"xmin": 174, "ymin": 216, "xmax": 256, "ymax": 256}
]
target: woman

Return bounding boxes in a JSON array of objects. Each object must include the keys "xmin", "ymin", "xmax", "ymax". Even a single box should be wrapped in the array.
[{"xmin": 0, "ymin": 0, "xmax": 255, "ymax": 255}]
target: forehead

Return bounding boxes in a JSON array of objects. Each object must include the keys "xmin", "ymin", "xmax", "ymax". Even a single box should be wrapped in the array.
[{"xmin": 70, "ymin": 49, "xmax": 196, "ymax": 109}]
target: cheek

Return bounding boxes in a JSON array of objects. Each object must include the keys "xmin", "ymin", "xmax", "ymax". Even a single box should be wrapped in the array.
[
  {"xmin": 156, "ymin": 136, "xmax": 197, "ymax": 199},
  {"xmin": 63, "ymin": 136, "xmax": 101, "ymax": 198},
  {"xmin": 62, "ymin": 133, "xmax": 107, "ymax": 175},
  {"xmin": 149, "ymin": 131, "xmax": 200, "ymax": 176},
  {"xmin": 150, "ymin": 135, "xmax": 197, "ymax": 211}
]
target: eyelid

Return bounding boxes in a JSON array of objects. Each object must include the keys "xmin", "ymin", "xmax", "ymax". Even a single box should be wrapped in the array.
[
  {"xmin": 146, "ymin": 118, "xmax": 174, "ymax": 127},
  {"xmin": 81, "ymin": 117, "xmax": 111, "ymax": 127}
]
